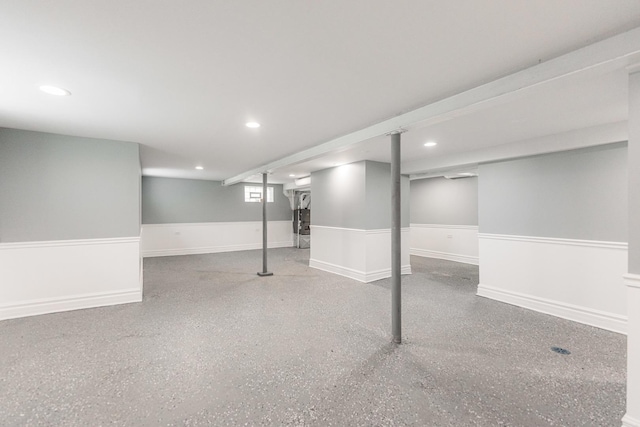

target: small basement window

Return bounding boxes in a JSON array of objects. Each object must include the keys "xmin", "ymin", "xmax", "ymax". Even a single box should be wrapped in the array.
[{"xmin": 244, "ymin": 185, "xmax": 274, "ymax": 203}]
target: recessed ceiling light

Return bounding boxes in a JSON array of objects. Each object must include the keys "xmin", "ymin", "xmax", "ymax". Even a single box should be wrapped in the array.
[
  {"xmin": 39, "ymin": 85, "xmax": 71, "ymax": 96},
  {"xmin": 246, "ymin": 122, "xmax": 260, "ymax": 128},
  {"xmin": 458, "ymin": 172, "xmax": 474, "ymax": 176},
  {"xmin": 424, "ymin": 141, "xmax": 437, "ymax": 147},
  {"xmin": 195, "ymin": 166, "xmax": 204, "ymax": 170},
  {"xmin": 289, "ymin": 174, "xmax": 296, "ymax": 177}
]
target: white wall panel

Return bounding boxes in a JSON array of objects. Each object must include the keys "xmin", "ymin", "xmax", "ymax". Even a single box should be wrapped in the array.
[
  {"xmin": 624, "ymin": 274, "xmax": 640, "ymax": 427},
  {"xmin": 310, "ymin": 226, "xmax": 410, "ymax": 282},
  {"xmin": 0, "ymin": 237, "xmax": 142, "ymax": 320},
  {"xmin": 141, "ymin": 221, "xmax": 293, "ymax": 257},
  {"xmin": 410, "ymin": 224, "xmax": 479, "ymax": 265},
  {"xmin": 477, "ymin": 233, "xmax": 628, "ymax": 334}
]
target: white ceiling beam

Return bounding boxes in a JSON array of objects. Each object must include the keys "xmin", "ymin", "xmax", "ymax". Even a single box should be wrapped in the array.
[{"xmin": 222, "ymin": 26, "xmax": 640, "ymax": 186}]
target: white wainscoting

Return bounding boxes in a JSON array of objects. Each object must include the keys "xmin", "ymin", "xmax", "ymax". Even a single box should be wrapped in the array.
[
  {"xmin": 410, "ymin": 224, "xmax": 479, "ymax": 265},
  {"xmin": 625, "ymin": 274, "xmax": 640, "ymax": 427},
  {"xmin": 141, "ymin": 221, "xmax": 294, "ymax": 257},
  {"xmin": 477, "ymin": 233, "xmax": 628, "ymax": 334},
  {"xmin": 0, "ymin": 237, "xmax": 142, "ymax": 321},
  {"xmin": 309, "ymin": 226, "xmax": 411, "ymax": 283}
]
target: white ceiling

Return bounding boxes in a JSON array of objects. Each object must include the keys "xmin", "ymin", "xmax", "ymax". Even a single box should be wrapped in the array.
[{"xmin": 2, "ymin": 1, "xmax": 640, "ymax": 184}]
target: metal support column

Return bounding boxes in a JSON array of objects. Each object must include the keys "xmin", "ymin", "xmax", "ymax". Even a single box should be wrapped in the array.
[
  {"xmin": 257, "ymin": 172, "xmax": 273, "ymax": 277},
  {"xmin": 391, "ymin": 132, "xmax": 402, "ymax": 343}
]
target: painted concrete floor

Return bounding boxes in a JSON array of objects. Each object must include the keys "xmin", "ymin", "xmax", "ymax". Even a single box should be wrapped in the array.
[{"xmin": 0, "ymin": 249, "xmax": 627, "ymax": 426}]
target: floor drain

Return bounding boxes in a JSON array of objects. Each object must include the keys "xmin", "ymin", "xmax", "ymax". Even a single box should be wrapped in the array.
[{"xmin": 551, "ymin": 346, "xmax": 571, "ymax": 355}]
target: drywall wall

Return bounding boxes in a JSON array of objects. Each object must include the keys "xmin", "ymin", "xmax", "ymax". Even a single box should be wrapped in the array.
[
  {"xmin": 141, "ymin": 177, "xmax": 292, "ymax": 224},
  {"xmin": 479, "ymin": 143, "xmax": 627, "ymax": 242},
  {"xmin": 0, "ymin": 128, "xmax": 142, "ymax": 321},
  {"xmin": 311, "ymin": 162, "xmax": 366, "ymax": 229},
  {"xmin": 477, "ymin": 143, "xmax": 628, "ymax": 333},
  {"xmin": 0, "ymin": 128, "xmax": 140, "ymax": 242},
  {"xmin": 310, "ymin": 160, "xmax": 411, "ymax": 282},
  {"xmin": 410, "ymin": 176, "xmax": 478, "ymax": 225},
  {"xmin": 409, "ymin": 176, "xmax": 478, "ymax": 264},
  {"xmin": 311, "ymin": 161, "xmax": 408, "ymax": 229},
  {"xmin": 365, "ymin": 161, "xmax": 410, "ymax": 229}
]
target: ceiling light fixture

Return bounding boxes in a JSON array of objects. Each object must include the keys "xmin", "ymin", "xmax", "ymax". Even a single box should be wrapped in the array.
[
  {"xmin": 195, "ymin": 166, "xmax": 204, "ymax": 170},
  {"xmin": 424, "ymin": 141, "xmax": 437, "ymax": 147},
  {"xmin": 39, "ymin": 85, "xmax": 71, "ymax": 96},
  {"xmin": 246, "ymin": 122, "xmax": 260, "ymax": 128}
]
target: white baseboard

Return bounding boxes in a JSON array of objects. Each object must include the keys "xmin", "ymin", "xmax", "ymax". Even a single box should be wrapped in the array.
[
  {"xmin": 0, "ymin": 289, "xmax": 141, "ymax": 321},
  {"xmin": 622, "ymin": 413, "xmax": 640, "ymax": 427},
  {"xmin": 309, "ymin": 258, "xmax": 411, "ymax": 283},
  {"xmin": 142, "ymin": 240, "xmax": 293, "ymax": 257},
  {"xmin": 0, "ymin": 237, "xmax": 142, "ymax": 321},
  {"xmin": 477, "ymin": 284, "xmax": 627, "ymax": 334},
  {"xmin": 410, "ymin": 248, "xmax": 479, "ymax": 265}
]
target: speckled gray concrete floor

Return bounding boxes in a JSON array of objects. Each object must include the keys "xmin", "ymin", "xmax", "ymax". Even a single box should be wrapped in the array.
[{"xmin": 0, "ymin": 249, "xmax": 626, "ymax": 426}]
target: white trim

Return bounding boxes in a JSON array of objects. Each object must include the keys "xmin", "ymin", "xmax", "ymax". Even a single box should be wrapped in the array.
[
  {"xmin": 410, "ymin": 248, "xmax": 479, "ymax": 265},
  {"xmin": 1, "ymin": 237, "xmax": 142, "ymax": 321},
  {"xmin": 310, "ymin": 226, "xmax": 411, "ymax": 283},
  {"xmin": 410, "ymin": 224, "xmax": 479, "ymax": 265},
  {"xmin": 0, "ymin": 236, "xmax": 140, "ymax": 250},
  {"xmin": 622, "ymin": 413, "xmax": 640, "ymax": 427},
  {"xmin": 624, "ymin": 274, "xmax": 640, "ymax": 289},
  {"xmin": 366, "ymin": 228, "xmax": 411, "ymax": 235},
  {"xmin": 309, "ymin": 225, "xmax": 410, "ymax": 234},
  {"xmin": 143, "ymin": 221, "xmax": 285, "ymax": 228},
  {"xmin": 141, "ymin": 221, "xmax": 294, "ymax": 258},
  {"xmin": 0, "ymin": 289, "xmax": 141, "ymax": 322},
  {"xmin": 142, "ymin": 240, "xmax": 293, "ymax": 258},
  {"xmin": 410, "ymin": 224, "xmax": 478, "ymax": 230},
  {"xmin": 309, "ymin": 259, "xmax": 411, "ymax": 283},
  {"xmin": 309, "ymin": 225, "xmax": 365, "ymax": 233},
  {"xmin": 477, "ymin": 284, "xmax": 627, "ymax": 335},
  {"xmin": 478, "ymin": 233, "xmax": 627, "ymax": 250}
]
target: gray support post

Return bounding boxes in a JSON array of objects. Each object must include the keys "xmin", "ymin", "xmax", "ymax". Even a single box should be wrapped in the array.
[
  {"xmin": 258, "ymin": 172, "xmax": 273, "ymax": 277},
  {"xmin": 391, "ymin": 132, "xmax": 402, "ymax": 344}
]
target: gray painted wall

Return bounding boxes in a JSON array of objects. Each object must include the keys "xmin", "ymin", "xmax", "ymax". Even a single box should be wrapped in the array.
[
  {"xmin": 479, "ymin": 143, "xmax": 628, "ymax": 241},
  {"xmin": 365, "ymin": 161, "xmax": 410, "ymax": 229},
  {"xmin": 311, "ymin": 161, "xmax": 366, "ymax": 229},
  {"xmin": 410, "ymin": 176, "xmax": 478, "ymax": 225},
  {"xmin": 142, "ymin": 177, "xmax": 292, "ymax": 224},
  {"xmin": 0, "ymin": 128, "xmax": 140, "ymax": 242},
  {"xmin": 311, "ymin": 160, "xmax": 409, "ymax": 229}
]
